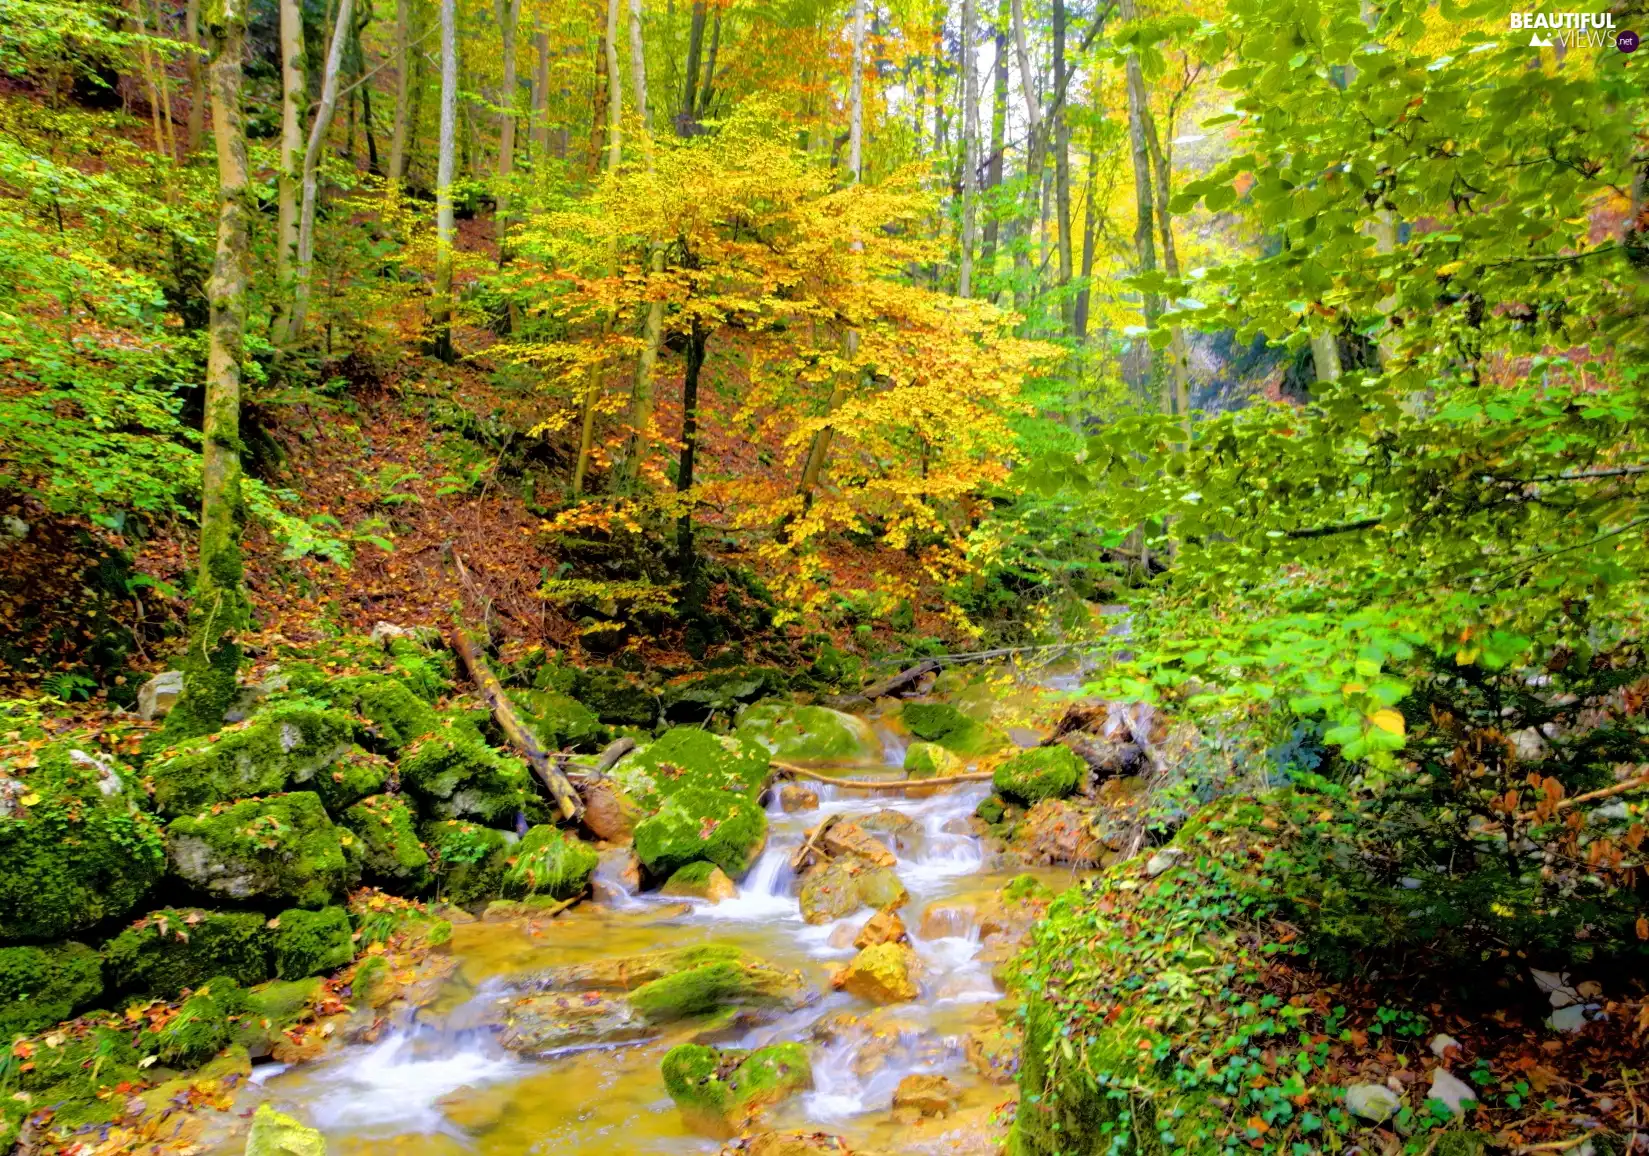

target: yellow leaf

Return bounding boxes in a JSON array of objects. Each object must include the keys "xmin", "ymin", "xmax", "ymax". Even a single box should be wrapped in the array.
[
  {"xmin": 1455, "ymin": 647, "xmax": 1479, "ymax": 665},
  {"xmin": 1370, "ymin": 709, "xmax": 1405, "ymax": 737},
  {"xmin": 19, "ymin": 793, "xmax": 40, "ymax": 806}
]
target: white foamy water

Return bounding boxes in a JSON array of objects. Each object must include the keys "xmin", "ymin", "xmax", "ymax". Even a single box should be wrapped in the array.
[{"xmin": 297, "ymin": 1029, "xmax": 524, "ymax": 1134}]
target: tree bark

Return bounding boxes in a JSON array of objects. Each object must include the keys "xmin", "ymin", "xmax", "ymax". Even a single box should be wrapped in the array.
[
  {"xmin": 386, "ymin": 0, "xmax": 411, "ymax": 191},
  {"xmin": 1052, "ymin": 0, "xmax": 1073, "ymax": 325},
  {"xmin": 1073, "ymin": 89, "xmax": 1101, "ymax": 340},
  {"xmin": 531, "ymin": 25, "xmax": 550, "ymax": 157},
  {"xmin": 958, "ymin": 0, "xmax": 978, "ymax": 297},
  {"xmin": 430, "ymin": 0, "xmax": 458, "ymax": 361},
  {"xmin": 1144, "ymin": 99, "xmax": 1189, "ymax": 422},
  {"xmin": 169, "ymin": 0, "xmax": 252, "ymax": 739},
  {"xmin": 979, "ymin": 0, "xmax": 1008, "ymax": 280},
  {"xmin": 604, "ymin": 0, "xmax": 622, "ymax": 169},
  {"xmin": 698, "ymin": 6, "xmax": 720, "ymax": 117},
  {"xmin": 1011, "ymin": 0, "xmax": 1042, "ymax": 313},
  {"xmin": 848, "ymin": 0, "xmax": 863, "ymax": 178},
  {"xmin": 185, "ymin": 0, "xmax": 205, "ymax": 154},
  {"xmin": 681, "ymin": 0, "xmax": 705, "ymax": 134},
  {"xmin": 674, "ymin": 322, "xmax": 707, "ymax": 575},
  {"xmin": 495, "ymin": 0, "xmax": 523, "ymax": 258},
  {"xmin": 274, "ymin": 0, "xmax": 304, "ymax": 338},
  {"xmin": 1120, "ymin": 0, "xmax": 1159, "ymax": 394},
  {"xmin": 287, "ymin": 0, "xmax": 357, "ymax": 344},
  {"xmin": 619, "ymin": 0, "xmax": 665, "ymax": 488}
]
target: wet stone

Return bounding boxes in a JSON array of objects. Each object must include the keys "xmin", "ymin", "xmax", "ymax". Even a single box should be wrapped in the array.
[{"xmin": 498, "ymin": 992, "xmax": 651, "ymax": 1052}]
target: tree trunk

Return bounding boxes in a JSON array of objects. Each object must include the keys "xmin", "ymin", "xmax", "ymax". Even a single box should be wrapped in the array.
[
  {"xmin": 532, "ymin": 25, "xmax": 550, "ymax": 157},
  {"xmin": 274, "ymin": 0, "xmax": 304, "ymax": 338},
  {"xmin": 1120, "ymin": 0, "xmax": 1159, "ymax": 396},
  {"xmin": 681, "ymin": 0, "xmax": 705, "ymax": 134},
  {"xmin": 287, "ymin": 0, "xmax": 357, "ymax": 344},
  {"xmin": 619, "ymin": 0, "xmax": 664, "ymax": 488},
  {"xmin": 698, "ymin": 7, "xmax": 720, "ymax": 117},
  {"xmin": 979, "ymin": 0, "xmax": 1008, "ymax": 280},
  {"xmin": 1011, "ymin": 0, "xmax": 1042, "ymax": 313},
  {"xmin": 675, "ymin": 322, "xmax": 707, "ymax": 574},
  {"xmin": 430, "ymin": 0, "xmax": 458, "ymax": 361},
  {"xmin": 358, "ymin": 3, "xmax": 379, "ymax": 176},
  {"xmin": 604, "ymin": 0, "xmax": 622, "ymax": 168},
  {"xmin": 1073, "ymin": 90, "xmax": 1101, "ymax": 340},
  {"xmin": 1052, "ymin": 0, "xmax": 1073, "ymax": 326},
  {"xmin": 495, "ymin": 0, "xmax": 523, "ymax": 258},
  {"xmin": 958, "ymin": 0, "xmax": 978, "ymax": 297},
  {"xmin": 1144, "ymin": 100, "xmax": 1189, "ymax": 422},
  {"xmin": 184, "ymin": 0, "xmax": 204, "ymax": 154},
  {"xmin": 169, "ymin": 0, "xmax": 251, "ymax": 739},
  {"xmin": 386, "ymin": 0, "xmax": 411, "ymax": 191}
]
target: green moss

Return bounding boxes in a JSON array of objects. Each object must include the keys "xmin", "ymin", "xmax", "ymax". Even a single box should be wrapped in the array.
[
  {"xmin": 351, "ymin": 954, "xmax": 391, "ymax": 1006},
  {"xmin": 661, "ymin": 1042, "xmax": 735, "ymax": 1116},
  {"xmin": 423, "ymin": 820, "xmax": 514, "ymax": 907},
  {"xmin": 733, "ymin": 702, "xmax": 880, "ymax": 764},
  {"xmin": 1002, "ymin": 873, "xmax": 1054, "ymax": 903},
  {"xmin": 103, "ymin": 908, "xmax": 272, "ymax": 997},
  {"xmin": 509, "ymin": 688, "xmax": 608, "ymax": 752},
  {"xmin": 502, "ymin": 825, "xmax": 599, "ymax": 900},
  {"xmin": 398, "ymin": 727, "xmax": 540, "ymax": 825},
  {"xmin": 11, "ymin": 1022, "xmax": 146, "ymax": 1104},
  {"xmin": 385, "ymin": 637, "xmax": 453, "ymax": 703},
  {"xmin": 627, "ymin": 958, "xmax": 799, "ymax": 1021},
  {"xmin": 246, "ymin": 1102, "xmax": 327, "ymax": 1156},
  {"xmin": 233, "ymin": 976, "xmax": 322, "ymax": 1056},
  {"xmin": 340, "ymin": 793, "xmax": 433, "ymax": 893},
  {"xmin": 335, "ymin": 674, "xmax": 441, "ymax": 751},
  {"xmin": 165, "ymin": 791, "xmax": 358, "ymax": 909},
  {"xmin": 659, "ymin": 666, "xmax": 788, "ymax": 722},
  {"xmin": 901, "ymin": 702, "xmax": 1008, "ymax": 756},
  {"xmin": 729, "ymin": 1041, "xmax": 811, "ymax": 1102},
  {"xmin": 154, "ymin": 975, "xmax": 251, "ymax": 1065},
  {"xmin": 615, "ymin": 726, "xmax": 771, "ymax": 813},
  {"xmin": 574, "ymin": 669, "xmax": 659, "ymax": 728},
  {"xmin": 0, "ymin": 941, "xmax": 103, "ymax": 1037},
  {"xmin": 660, "ymin": 1041, "xmax": 811, "ymax": 1128},
  {"xmin": 271, "ymin": 906, "xmax": 355, "ymax": 980},
  {"xmin": 0, "ymin": 750, "xmax": 166, "ymax": 943},
  {"xmin": 664, "ymin": 861, "xmax": 719, "ymax": 888},
  {"xmin": 904, "ymin": 740, "xmax": 962, "ymax": 778},
  {"xmin": 306, "ymin": 746, "xmax": 391, "ymax": 812},
  {"xmin": 146, "ymin": 704, "xmax": 359, "ymax": 817},
  {"xmin": 632, "ymin": 788, "xmax": 767, "ymax": 881},
  {"xmin": 976, "ymin": 795, "xmax": 1006, "ymax": 824},
  {"xmin": 992, "ymin": 745, "xmax": 1083, "ymax": 805}
]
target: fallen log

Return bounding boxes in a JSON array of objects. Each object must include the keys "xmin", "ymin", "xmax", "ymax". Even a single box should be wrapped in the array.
[
  {"xmin": 769, "ymin": 759, "xmax": 995, "ymax": 792},
  {"xmin": 450, "ymin": 627, "xmax": 583, "ymax": 822},
  {"xmin": 592, "ymin": 736, "xmax": 637, "ymax": 774},
  {"xmin": 858, "ymin": 659, "xmax": 940, "ymax": 700}
]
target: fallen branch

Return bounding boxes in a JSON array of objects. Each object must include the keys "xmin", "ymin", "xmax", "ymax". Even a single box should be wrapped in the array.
[
  {"xmin": 790, "ymin": 813, "xmax": 841, "ymax": 872},
  {"xmin": 859, "ymin": 659, "xmax": 940, "ymax": 700},
  {"xmin": 1518, "ymin": 772, "xmax": 1649, "ymax": 822},
  {"xmin": 450, "ymin": 626, "xmax": 583, "ymax": 822},
  {"xmin": 592, "ymin": 736, "xmax": 637, "ymax": 773},
  {"xmin": 770, "ymin": 759, "xmax": 996, "ymax": 792}
]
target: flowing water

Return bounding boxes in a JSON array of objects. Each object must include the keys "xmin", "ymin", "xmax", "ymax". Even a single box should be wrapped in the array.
[{"xmin": 260, "ymin": 710, "xmax": 1085, "ymax": 1155}]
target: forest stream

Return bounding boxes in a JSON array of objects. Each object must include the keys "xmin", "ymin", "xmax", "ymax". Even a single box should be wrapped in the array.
[{"xmin": 255, "ymin": 695, "xmax": 1078, "ymax": 1156}]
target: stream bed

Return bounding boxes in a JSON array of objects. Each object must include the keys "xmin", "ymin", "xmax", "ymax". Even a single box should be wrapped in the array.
[{"xmin": 257, "ymin": 711, "xmax": 1082, "ymax": 1155}]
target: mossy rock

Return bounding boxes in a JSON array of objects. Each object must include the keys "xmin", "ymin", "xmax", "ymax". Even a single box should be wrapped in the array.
[
  {"xmin": 628, "ymin": 958, "xmax": 803, "ymax": 1022},
  {"xmin": 246, "ymin": 1103, "xmax": 327, "ymax": 1156},
  {"xmin": 734, "ymin": 701, "xmax": 881, "ymax": 764},
  {"xmin": 399, "ymin": 727, "xmax": 540, "ymax": 825},
  {"xmin": 900, "ymin": 702, "xmax": 1007, "ymax": 756},
  {"xmin": 424, "ymin": 820, "xmax": 514, "ymax": 907},
  {"xmin": 0, "ymin": 941, "xmax": 104, "ymax": 1037},
  {"xmin": 904, "ymin": 741, "xmax": 962, "ymax": 779},
  {"xmin": 103, "ymin": 908, "xmax": 272, "ymax": 998},
  {"xmin": 659, "ymin": 667, "xmax": 788, "ymax": 723},
  {"xmin": 235, "ymin": 976, "xmax": 323, "ymax": 1057},
  {"xmin": 0, "ymin": 747, "xmax": 166, "ymax": 944},
  {"xmin": 992, "ymin": 745, "xmax": 1083, "ymax": 806},
  {"xmin": 154, "ymin": 975, "xmax": 252, "ymax": 1065},
  {"xmin": 662, "ymin": 1041, "xmax": 812, "ymax": 1135},
  {"xmin": 574, "ymin": 669, "xmax": 659, "ymax": 728},
  {"xmin": 502, "ymin": 825, "xmax": 599, "ymax": 901},
  {"xmin": 633, "ymin": 788, "xmax": 767, "ymax": 881},
  {"xmin": 271, "ymin": 906, "xmax": 355, "ymax": 980},
  {"xmin": 10, "ymin": 1023, "xmax": 148, "ymax": 1125},
  {"xmin": 340, "ymin": 793, "xmax": 433, "ymax": 893},
  {"xmin": 611, "ymin": 726, "xmax": 771, "ymax": 813},
  {"xmin": 509, "ymin": 688, "xmax": 608, "ymax": 752},
  {"xmin": 334, "ymin": 674, "xmax": 441, "ymax": 751},
  {"xmin": 166, "ymin": 791, "xmax": 359, "ymax": 909},
  {"xmin": 305, "ymin": 746, "xmax": 392, "ymax": 813},
  {"xmin": 384, "ymin": 637, "xmax": 454, "ymax": 703},
  {"xmin": 146, "ymin": 704, "xmax": 359, "ymax": 817},
  {"xmin": 524, "ymin": 942, "xmax": 752, "ymax": 991}
]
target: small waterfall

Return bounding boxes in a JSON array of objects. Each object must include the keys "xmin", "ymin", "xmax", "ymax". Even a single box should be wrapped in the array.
[
  {"xmin": 695, "ymin": 838, "xmax": 798, "ymax": 922},
  {"xmin": 297, "ymin": 1027, "xmax": 523, "ymax": 1135},
  {"xmin": 590, "ymin": 849, "xmax": 648, "ymax": 912}
]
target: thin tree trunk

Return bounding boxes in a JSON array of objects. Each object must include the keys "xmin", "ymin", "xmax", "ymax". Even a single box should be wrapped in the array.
[
  {"xmin": 979, "ymin": 0, "xmax": 1008, "ymax": 279},
  {"xmin": 604, "ymin": 0, "xmax": 622, "ymax": 168},
  {"xmin": 958, "ymin": 0, "xmax": 978, "ymax": 297},
  {"xmin": 620, "ymin": 0, "xmax": 664, "ymax": 487},
  {"xmin": 1052, "ymin": 0, "xmax": 1073, "ymax": 326},
  {"xmin": 359, "ymin": 12, "xmax": 379, "ymax": 175},
  {"xmin": 495, "ymin": 0, "xmax": 523, "ymax": 258},
  {"xmin": 1120, "ymin": 0, "xmax": 1159, "ymax": 398},
  {"xmin": 131, "ymin": 0, "xmax": 168, "ymax": 159},
  {"xmin": 274, "ymin": 0, "xmax": 304, "ymax": 338},
  {"xmin": 848, "ymin": 0, "xmax": 863, "ymax": 179},
  {"xmin": 1011, "ymin": 0, "xmax": 1042, "ymax": 313},
  {"xmin": 1144, "ymin": 101, "xmax": 1188, "ymax": 422},
  {"xmin": 532, "ymin": 25, "xmax": 550, "ymax": 156},
  {"xmin": 682, "ymin": 0, "xmax": 705, "ymax": 133},
  {"xmin": 675, "ymin": 322, "xmax": 706, "ymax": 574},
  {"xmin": 185, "ymin": 0, "xmax": 205, "ymax": 154},
  {"xmin": 1073, "ymin": 88, "xmax": 1101, "ymax": 340},
  {"xmin": 288, "ymin": 0, "xmax": 358, "ymax": 343},
  {"xmin": 151, "ymin": 0, "xmax": 179, "ymax": 161},
  {"xmin": 169, "ymin": 0, "xmax": 251, "ymax": 739},
  {"xmin": 387, "ymin": 0, "xmax": 411, "ymax": 191},
  {"xmin": 698, "ymin": 7, "xmax": 720, "ymax": 116},
  {"xmin": 628, "ymin": 0, "xmax": 649, "ymax": 139},
  {"xmin": 430, "ymin": 0, "xmax": 458, "ymax": 361}
]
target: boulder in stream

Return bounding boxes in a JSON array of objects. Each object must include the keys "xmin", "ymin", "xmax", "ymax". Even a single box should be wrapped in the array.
[
  {"xmin": 499, "ymin": 991, "xmax": 651, "ymax": 1052},
  {"xmin": 797, "ymin": 856, "xmax": 907, "ymax": 924},
  {"xmin": 628, "ymin": 955, "xmax": 807, "ymax": 1021},
  {"xmin": 853, "ymin": 908, "xmax": 908, "ymax": 949},
  {"xmin": 831, "ymin": 941, "xmax": 920, "ymax": 1004},
  {"xmin": 735, "ymin": 702, "xmax": 882, "ymax": 764},
  {"xmin": 992, "ymin": 745, "xmax": 1083, "ymax": 806},
  {"xmin": 900, "ymin": 702, "xmax": 1008, "ymax": 756},
  {"xmin": 820, "ymin": 822, "xmax": 896, "ymax": 867},
  {"xmin": 501, "ymin": 825, "xmax": 599, "ymax": 901},
  {"xmin": 661, "ymin": 861, "xmax": 739, "ymax": 902},
  {"xmin": 245, "ymin": 1103, "xmax": 326, "ymax": 1156},
  {"xmin": 903, "ymin": 741, "xmax": 962, "ymax": 779},
  {"xmin": 892, "ymin": 1072, "xmax": 962, "ymax": 1122},
  {"xmin": 778, "ymin": 784, "xmax": 820, "ymax": 812},
  {"xmin": 719, "ymin": 1134, "xmax": 862, "ymax": 1156},
  {"xmin": 524, "ymin": 942, "xmax": 754, "ymax": 991},
  {"xmin": 663, "ymin": 1041, "xmax": 812, "ymax": 1138}
]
